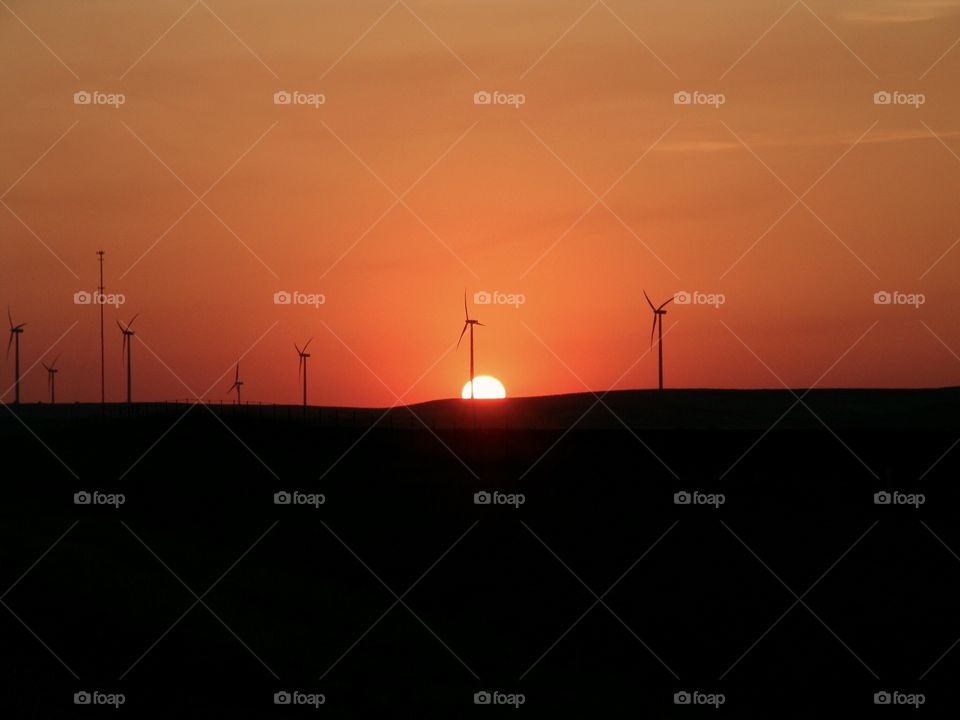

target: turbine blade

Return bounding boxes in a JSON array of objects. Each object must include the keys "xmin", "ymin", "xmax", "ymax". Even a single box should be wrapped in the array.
[
  {"xmin": 51, "ymin": 353, "xmax": 60, "ymax": 369},
  {"xmin": 650, "ymin": 315, "xmax": 657, "ymax": 346},
  {"xmin": 7, "ymin": 306, "xmax": 12, "ymax": 329},
  {"xmin": 303, "ymin": 338, "xmax": 313, "ymax": 352},
  {"xmin": 294, "ymin": 343, "xmax": 301, "ymax": 355},
  {"xmin": 457, "ymin": 322, "xmax": 468, "ymax": 348},
  {"xmin": 127, "ymin": 313, "xmax": 140, "ymax": 330},
  {"xmin": 463, "ymin": 290, "xmax": 468, "ymax": 321},
  {"xmin": 117, "ymin": 320, "xmax": 125, "ymax": 333},
  {"xmin": 643, "ymin": 289, "xmax": 655, "ymax": 311},
  {"xmin": 476, "ymin": 322, "xmax": 485, "ymax": 327},
  {"xmin": 5, "ymin": 331, "xmax": 12, "ymax": 358},
  {"xmin": 658, "ymin": 296, "xmax": 675, "ymax": 311},
  {"xmin": 42, "ymin": 362, "xmax": 50, "ymax": 372},
  {"xmin": 235, "ymin": 363, "xmax": 240, "ymax": 382}
]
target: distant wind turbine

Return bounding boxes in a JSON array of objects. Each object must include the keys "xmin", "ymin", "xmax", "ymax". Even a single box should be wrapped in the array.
[
  {"xmin": 117, "ymin": 314, "xmax": 139, "ymax": 404},
  {"xmin": 42, "ymin": 354, "xmax": 60, "ymax": 404},
  {"xmin": 458, "ymin": 292, "xmax": 484, "ymax": 399},
  {"xmin": 97, "ymin": 250, "xmax": 105, "ymax": 405},
  {"xmin": 7, "ymin": 308, "xmax": 26, "ymax": 405},
  {"xmin": 295, "ymin": 339, "xmax": 312, "ymax": 410},
  {"xmin": 644, "ymin": 290, "xmax": 673, "ymax": 391},
  {"xmin": 228, "ymin": 361, "xmax": 244, "ymax": 404}
]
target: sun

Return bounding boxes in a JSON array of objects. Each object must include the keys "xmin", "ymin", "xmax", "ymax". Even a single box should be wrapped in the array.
[{"xmin": 461, "ymin": 375, "xmax": 506, "ymax": 399}]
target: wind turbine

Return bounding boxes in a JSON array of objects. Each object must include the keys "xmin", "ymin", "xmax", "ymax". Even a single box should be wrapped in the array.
[
  {"xmin": 97, "ymin": 250, "xmax": 105, "ymax": 405},
  {"xmin": 117, "ymin": 314, "xmax": 138, "ymax": 404},
  {"xmin": 7, "ymin": 308, "xmax": 26, "ymax": 405},
  {"xmin": 295, "ymin": 339, "xmax": 312, "ymax": 410},
  {"xmin": 458, "ymin": 292, "xmax": 484, "ymax": 399},
  {"xmin": 228, "ymin": 361, "xmax": 243, "ymax": 404},
  {"xmin": 644, "ymin": 290, "xmax": 673, "ymax": 391},
  {"xmin": 41, "ymin": 355, "xmax": 60, "ymax": 404}
]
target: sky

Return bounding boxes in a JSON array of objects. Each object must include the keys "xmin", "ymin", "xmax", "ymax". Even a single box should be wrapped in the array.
[{"xmin": 2, "ymin": 0, "xmax": 960, "ymax": 406}]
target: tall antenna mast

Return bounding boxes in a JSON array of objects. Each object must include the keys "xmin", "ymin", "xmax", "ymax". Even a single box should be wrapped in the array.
[{"xmin": 97, "ymin": 250, "xmax": 105, "ymax": 405}]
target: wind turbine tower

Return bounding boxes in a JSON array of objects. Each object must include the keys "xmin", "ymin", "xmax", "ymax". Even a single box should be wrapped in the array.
[
  {"xmin": 228, "ymin": 361, "xmax": 244, "ymax": 404},
  {"xmin": 7, "ymin": 308, "xmax": 26, "ymax": 405},
  {"xmin": 118, "ymin": 314, "xmax": 139, "ymax": 404},
  {"xmin": 295, "ymin": 340, "xmax": 312, "ymax": 411},
  {"xmin": 42, "ymin": 355, "xmax": 60, "ymax": 404},
  {"xmin": 644, "ymin": 290, "xmax": 673, "ymax": 391},
  {"xmin": 458, "ymin": 292, "xmax": 485, "ymax": 399}
]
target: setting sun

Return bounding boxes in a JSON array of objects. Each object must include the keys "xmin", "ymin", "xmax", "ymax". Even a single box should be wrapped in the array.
[{"xmin": 461, "ymin": 376, "xmax": 506, "ymax": 400}]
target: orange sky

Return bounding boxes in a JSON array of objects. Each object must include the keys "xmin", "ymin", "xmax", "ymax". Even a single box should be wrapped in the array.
[{"xmin": 2, "ymin": 0, "xmax": 960, "ymax": 406}]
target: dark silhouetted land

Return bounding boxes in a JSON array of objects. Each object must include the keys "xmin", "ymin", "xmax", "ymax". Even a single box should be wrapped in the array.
[{"xmin": 2, "ymin": 388, "xmax": 959, "ymax": 717}]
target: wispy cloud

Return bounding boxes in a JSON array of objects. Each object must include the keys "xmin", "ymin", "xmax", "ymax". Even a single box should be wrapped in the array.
[
  {"xmin": 660, "ymin": 128, "xmax": 960, "ymax": 154},
  {"xmin": 837, "ymin": 0, "xmax": 960, "ymax": 24}
]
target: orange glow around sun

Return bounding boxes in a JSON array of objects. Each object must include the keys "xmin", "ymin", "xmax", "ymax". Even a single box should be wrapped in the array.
[{"xmin": 461, "ymin": 376, "xmax": 506, "ymax": 399}]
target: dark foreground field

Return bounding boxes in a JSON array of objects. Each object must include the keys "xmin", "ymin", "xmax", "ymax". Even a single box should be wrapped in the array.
[{"xmin": 2, "ymin": 389, "xmax": 960, "ymax": 717}]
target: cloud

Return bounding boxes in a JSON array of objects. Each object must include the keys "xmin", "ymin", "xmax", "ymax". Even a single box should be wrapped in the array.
[
  {"xmin": 659, "ymin": 128, "xmax": 960, "ymax": 154},
  {"xmin": 837, "ymin": 0, "xmax": 960, "ymax": 24}
]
